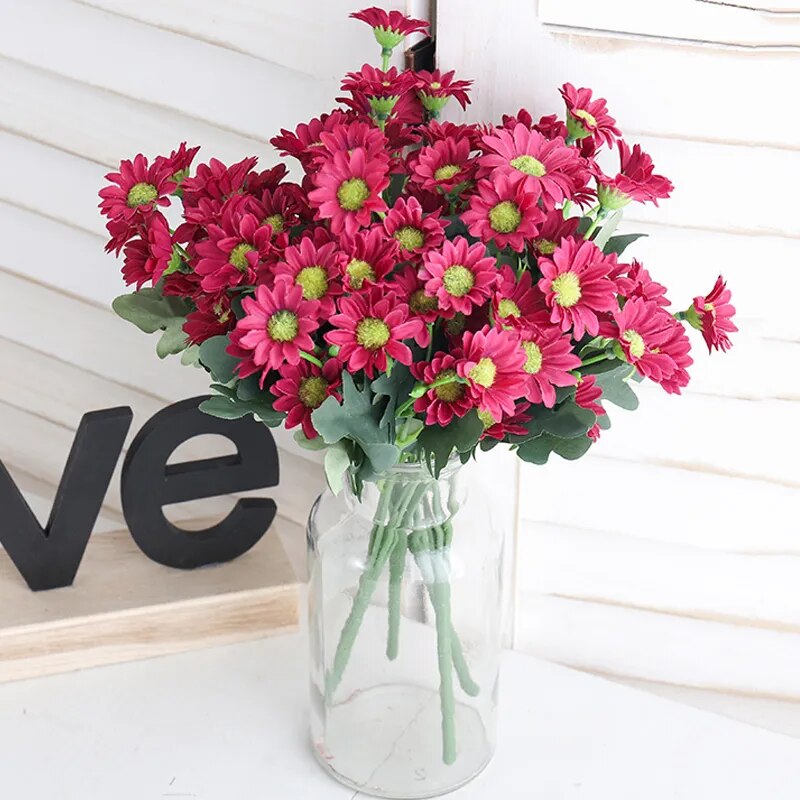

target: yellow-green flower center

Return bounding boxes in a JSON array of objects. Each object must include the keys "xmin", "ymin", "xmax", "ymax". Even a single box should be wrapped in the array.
[
  {"xmin": 469, "ymin": 357, "xmax": 496, "ymax": 388},
  {"xmin": 337, "ymin": 177, "xmax": 370, "ymax": 211},
  {"xmin": 434, "ymin": 164, "xmax": 461, "ymax": 181},
  {"xmin": 536, "ymin": 239, "xmax": 557, "ymax": 255},
  {"xmin": 510, "ymin": 155, "xmax": 546, "ymax": 177},
  {"xmin": 265, "ymin": 213, "xmax": 285, "ymax": 234},
  {"xmin": 295, "ymin": 265, "xmax": 328, "ymax": 300},
  {"xmin": 346, "ymin": 259, "xmax": 376, "ymax": 289},
  {"xmin": 488, "ymin": 200, "xmax": 522, "ymax": 234},
  {"xmin": 394, "ymin": 226, "xmax": 425, "ymax": 251},
  {"xmin": 429, "ymin": 81, "xmax": 442, "ymax": 90},
  {"xmin": 433, "ymin": 369, "xmax": 464, "ymax": 402},
  {"xmin": 622, "ymin": 329, "xmax": 646, "ymax": 359},
  {"xmin": 356, "ymin": 317, "xmax": 390, "ymax": 350},
  {"xmin": 573, "ymin": 109, "xmax": 597, "ymax": 128},
  {"xmin": 267, "ymin": 310, "xmax": 299, "ymax": 343},
  {"xmin": 445, "ymin": 312, "xmax": 466, "ymax": 336},
  {"xmin": 522, "ymin": 341, "xmax": 543, "ymax": 374},
  {"xmin": 298, "ymin": 375, "xmax": 328, "ymax": 409},
  {"xmin": 443, "ymin": 264, "xmax": 474, "ymax": 297},
  {"xmin": 229, "ymin": 242, "xmax": 255, "ymax": 271},
  {"xmin": 126, "ymin": 182, "xmax": 158, "ymax": 208},
  {"xmin": 498, "ymin": 298, "xmax": 521, "ymax": 318},
  {"xmin": 410, "ymin": 289, "xmax": 438, "ymax": 314},
  {"xmin": 477, "ymin": 408, "xmax": 496, "ymax": 428},
  {"xmin": 551, "ymin": 271, "xmax": 582, "ymax": 308}
]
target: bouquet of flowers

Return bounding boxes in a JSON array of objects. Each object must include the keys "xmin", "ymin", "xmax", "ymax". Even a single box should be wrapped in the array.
[{"xmin": 99, "ymin": 5, "xmax": 736, "ymax": 768}]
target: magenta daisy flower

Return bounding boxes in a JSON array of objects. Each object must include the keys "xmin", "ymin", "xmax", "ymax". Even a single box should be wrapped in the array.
[
  {"xmin": 350, "ymin": 7, "xmax": 429, "ymax": 48},
  {"xmin": 690, "ymin": 276, "xmax": 737, "ymax": 353},
  {"xmin": 530, "ymin": 210, "xmax": 580, "ymax": 257},
  {"xmin": 616, "ymin": 260, "xmax": 670, "ymax": 307},
  {"xmin": 420, "ymin": 236, "xmax": 498, "ymax": 316},
  {"xmin": 250, "ymin": 183, "xmax": 312, "ymax": 241},
  {"xmin": 183, "ymin": 294, "xmax": 235, "ymax": 346},
  {"xmin": 99, "ymin": 153, "xmax": 176, "ymax": 226},
  {"xmin": 271, "ymin": 358, "xmax": 342, "ymax": 440},
  {"xmin": 415, "ymin": 69, "xmax": 472, "ymax": 113},
  {"xmin": 194, "ymin": 209, "xmax": 274, "ymax": 293},
  {"xmin": 308, "ymin": 147, "xmax": 389, "ymax": 236},
  {"xmin": 326, "ymin": 288, "xmax": 424, "ymax": 378},
  {"xmin": 339, "ymin": 226, "xmax": 399, "ymax": 291},
  {"xmin": 383, "ymin": 196, "xmax": 448, "ymax": 258},
  {"xmin": 454, "ymin": 326, "xmax": 527, "ymax": 421},
  {"xmin": 599, "ymin": 141, "xmax": 673, "ymax": 209},
  {"xmin": 315, "ymin": 120, "xmax": 390, "ymax": 168},
  {"xmin": 479, "ymin": 124, "xmax": 588, "ymax": 207},
  {"xmin": 340, "ymin": 64, "xmax": 418, "ymax": 119},
  {"xmin": 575, "ymin": 375, "xmax": 606, "ymax": 441},
  {"xmin": 156, "ymin": 142, "xmax": 201, "ymax": 182},
  {"xmin": 492, "ymin": 266, "xmax": 549, "ymax": 329},
  {"xmin": 518, "ymin": 325, "xmax": 581, "ymax": 407},
  {"xmin": 609, "ymin": 298, "xmax": 693, "ymax": 393},
  {"xmin": 273, "ymin": 236, "xmax": 344, "ymax": 319},
  {"xmin": 411, "ymin": 352, "xmax": 475, "ymax": 426},
  {"xmin": 181, "ymin": 155, "xmax": 258, "ymax": 207},
  {"xmin": 538, "ymin": 237, "xmax": 618, "ymax": 339},
  {"xmin": 480, "ymin": 401, "xmax": 533, "ymax": 441},
  {"xmin": 392, "ymin": 265, "xmax": 442, "ymax": 346},
  {"xmin": 228, "ymin": 282, "xmax": 321, "ymax": 384},
  {"xmin": 270, "ymin": 111, "xmax": 353, "ymax": 168},
  {"xmin": 411, "ymin": 136, "xmax": 475, "ymax": 193},
  {"xmin": 121, "ymin": 212, "xmax": 174, "ymax": 288},
  {"xmin": 559, "ymin": 83, "xmax": 621, "ymax": 147},
  {"xmin": 461, "ymin": 173, "xmax": 545, "ymax": 252}
]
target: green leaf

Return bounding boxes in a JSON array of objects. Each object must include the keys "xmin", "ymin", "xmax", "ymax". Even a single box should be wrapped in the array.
[
  {"xmin": 311, "ymin": 372, "xmax": 399, "ymax": 476},
  {"xmin": 156, "ymin": 318, "xmax": 189, "ymax": 359},
  {"xmin": 552, "ymin": 435, "xmax": 593, "ymax": 460},
  {"xmin": 416, "ymin": 410, "xmax": 484, "ymax": 478},
  {"xmin": 593, "ymin": 364, "xmax": 639, "ymax": 411},
  {"xmin": 161, "ymin": 247, "xmax": 184, "ymax": 278},
  {"xmin": 199, "ymin": 395, "xmax": 252, "ymax": 421},
  {"xmin": 200, "ymin": 389, "xmax": 284, "ymax": 427},
  {"xmin": 593, "ymin": 210, "xmax": 622, "ymax": 250},
  {"xmin": 604, "ymin": 233, "xmax": 647, "ymax": 256},
  {"xmin": 516, "ymin": 431, "xmax": 594, "ymax": 465},
  {"xmin": 181, "ymin": 345, "xmax": 202, "ymax": 367},
  {"xmin": 371, "ymin": 364, "xmax": 415, "ymax": 431},
  {"xmin": 513, "ymin": 400, "xmax": 595, "ymax": 444},
  {"xmin": 324, "ymin": 444, "xmax": 351, "ymax": 495},
  {"xmin": 198, "ymin": 335, "xmax": 239, "ymax": 383},
  {"xmin": 293, "ymin": 429, "xmax": 329, "ymax": 452},
  {"xmin": 112, "ymin": 287, "xmax": 191, "ymax": 334}
]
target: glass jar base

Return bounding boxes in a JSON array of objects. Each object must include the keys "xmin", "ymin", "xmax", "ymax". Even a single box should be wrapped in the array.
[{"xmin": 311, "ymin": 683, "xmax": 494, "ymax": 799}]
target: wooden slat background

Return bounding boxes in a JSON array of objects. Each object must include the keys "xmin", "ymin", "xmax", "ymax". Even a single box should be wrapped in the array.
[{"xmin": 437, "ymin": 0, "xmax": 800, "ymax": 723}]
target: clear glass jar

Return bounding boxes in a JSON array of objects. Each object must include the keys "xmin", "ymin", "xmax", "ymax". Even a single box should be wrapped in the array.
[{"xmin": 307, "ymin": 458, "xmax": 503, "ymax": 798}]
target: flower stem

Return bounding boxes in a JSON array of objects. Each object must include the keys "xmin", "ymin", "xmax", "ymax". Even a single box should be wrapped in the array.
[
  {"xmin": 299, "ymin": 350, "xmax": 324, "ymax": 368},
  {"xmin": 581, "ymin": 352, "xmax": 613, "ymax": 367},
  {"xmin": 583, "ymin": 208, "xmax": 608, "ymax": 241}
]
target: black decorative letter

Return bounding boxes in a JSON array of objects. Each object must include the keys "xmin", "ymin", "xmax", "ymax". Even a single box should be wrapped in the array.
[
  {"xmin": 120, "ymin": 396, "xmax": 279, "ymax": 569},
  {"xmin": 0, "ymin": 407, "xmax": 133, "ymax": 591}
]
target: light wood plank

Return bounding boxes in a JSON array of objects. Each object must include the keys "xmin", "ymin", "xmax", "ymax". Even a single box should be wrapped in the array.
[
  {"xmin": 0, "ymin": 519, "xmax": 299, "ymax": 683},
  {"xmin": 437, "ymin": 0, "xmax": 800, "ymax": 149},
  {"xmin": 519, "ymin": 456, "xmax": 800, "ymax": 554},
  {"xmin": 514, "ymin": 593, "xmax": 800, "ymax": 699},
  {"xmin": 77, "ymin": 0, "xmax": 407, "ymax": 79},
  {"xmin": 518, "ymin": 522, "xmax": 800, "ymax": 629}
]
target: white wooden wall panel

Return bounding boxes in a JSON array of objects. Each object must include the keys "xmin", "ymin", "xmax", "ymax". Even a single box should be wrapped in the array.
[{"xmin": 438, "ymin": 0, "xmax": 800, "ymax": 707}]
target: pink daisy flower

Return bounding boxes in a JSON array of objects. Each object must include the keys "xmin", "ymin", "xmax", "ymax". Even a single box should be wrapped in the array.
[
  {"xmin": 308, "ymin": 147, "xmax": 389, "ymax": 236},
  {"xmin": 559, "ymin": 83, "xmax": 621, "ymax": 147},
  {"xmin": 416, "ymin": 69, "xmax": 472, "ymax": 113},
  {"xmin": 615, "ymin": 260, "xmax": 670, "ymax": 307},
  {"xmin": 270, "ymin": 111, "xmax": 353, "ymax": 168},
  {"xmin": 492, "ymin": 266, "xmax": 549, "ymax": 329},
  {"xmin": 383, "ymin": 196, "xmax": 448, "ymax": 258},
  {"xmin": 479, "ymin": 124, "xmax": 588, "ymax": 207},
  {"xmin": 461, "ymin": 173, "xmax": 545, "ymax": 252},
  {"xmin": 326, "ymin": 288, "xmax": 424, "ymax": 378},
  {"xmin": 99, "ymin": 153, "xmax": 176, "ymax": 226},
  {"xmin": 411, "ymin": 352, "xmax": 475, "ymax": 426},
  {"xmin": 420, "ymin": 236, "xmax": 498, "ymax": 316},
  {"xmin": 454, "ymin": 326, "xmax": 527, "ymax": 421},
  {"xmin": 480, "ymin": 401, "xmax": 533, "ymax": 441},
  {"xmin": 339, "ymin": 226, "xmax": 399, "ymax": 291},
  {"xmin": 273, "ymin": 236, "xmax": 344, "ymax": 319},
  {"xmin": 411, "ymin": 136, "xmax": 475, "ymax": 193},
  {"xmin": 157, "ymin": 142, "xmax": 201, "ymax": 182},
  {"xmin": 599, "ymin": 141, "xmax": 673, "ymax": 208},
  {"xmin": 183, "ymin": 294, "xmax": 235, "ymax": 346},
  {"xmin": 271, "ymin": 358, "xmax": 342, "ymax": 440},
  {"xmin": 530, "ymin": 210, "xmax": 581, "ymax": 257},
  {"xmin": 228, "ymin": 282, "xmax": 321, "ymax": 384},
  {"xmin": 314, "ymin": 120, "xmax": 391, "ymax": 168},
  {"xmin": 340, "ymin": 65, "xmax": 418, "ymax": 120},
  {"xmin": 575, "ymin": 375, "xmax": 606, "ymax": 441},
  {"xmin": 120, "ymin": 212, "xmax": 174, "ymax": 288},
  {"xmin": 194, "ymin": 208, "xmax": 273, "ymax": 293},
  {"xmin": 518, "ymin": 325, "xmax": 581, "ymax": 407},
  {"xmin": 690, "ymin": 276, "xmax": 737, "ymax": 353},
  {"xmin": 391, "ymin": 265, "xmax": 442, "ymax": 346},
  {"xmin": 608, "ymin": 298, "xmax": 693, "ymax": 393},
  {"xmin": 419, "ymin": 120, "xmax": 481, "ymax": 148},
  {"xmin": 350, "ymin": 7, "xmax": 429, "ymax": 46},
  {"xmin": 181, "ymin": 156, "xmax": 258, "ymax": 207},
  {"xmin": 249, "ymin": 183, "xmax": 312, "ymax": 241},
  {"xmin": 538, "ymin": 237, "xmax": 618, "ymax": 339}
]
